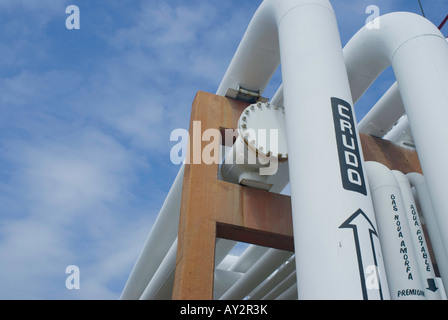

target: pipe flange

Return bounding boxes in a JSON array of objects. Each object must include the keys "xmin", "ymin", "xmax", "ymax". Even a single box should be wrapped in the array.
[{"xmin": 238, "ymin": 102, "xmax": 288, "ymax": 160}]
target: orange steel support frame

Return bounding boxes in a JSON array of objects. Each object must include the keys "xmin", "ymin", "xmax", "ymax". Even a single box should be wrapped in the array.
[{"xmin": 172, "ymin": 91, "xmax": 424, "ymax": 300}]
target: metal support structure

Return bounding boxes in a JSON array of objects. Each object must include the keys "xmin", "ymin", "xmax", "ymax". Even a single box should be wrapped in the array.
[
  {"xmin": 170, "ymin": 91, "xmax": 426, "ymax": 300},
  {"xmin": 122, "ymin": 1, "xmax": 448, "ymax": 300}
]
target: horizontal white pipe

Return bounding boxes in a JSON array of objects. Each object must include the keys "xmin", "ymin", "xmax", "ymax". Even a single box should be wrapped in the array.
[
  {"xmin": 228, "ymin": 245, "xmax": 270, "ymax": 273},
  {"xmin": 407, "ymin": 172, "xmax": 448, "ymax": 297},
  {"xmin": 262, "ymin": 271, "xmax": 296, "ymax": 300},
  {"xmin": 120, "ymin": 164, "xmax": 184, "ymax": 300},
  {"xmin": 213, "ymin": 269, "xmax": 244, "ymax": 299},
  {"xmin": 247, "ymin": 256, "xmax": 296, "ymax": 300},
  {"xmin": 275, "ymin": 283, "xmax": 298, "ymax": 300},
  {"xmin": 219, "ymin": 248, "xmax": 292, "ymax": 300},
  {"xmin": 216, "ymin": 255, "xmax": 239, "ymax": 271},
  {"xmin": 271, "ymin": 84, "xmax": 284, "ymax": 107}
]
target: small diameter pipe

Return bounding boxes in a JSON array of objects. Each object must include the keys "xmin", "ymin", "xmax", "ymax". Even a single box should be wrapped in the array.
[
  {"xmin": 357, "ymin": 82, "xmax": 405, "ymax": 138},
  {"xmin": 140, "ymin": 239, "xmax": 178, "ymax": 300},
  {"xmin": 407, "ymin": 172, "xmax": 448, "ymax": 298},
  {"xmin": 365, "ymin": 162, "xmax": 424, "ymax": 300},
  {"xmin": 219, "ymin": 248, "xmax": 292, "ymax": 300},
  {"xmin": 393, "ymin": 171, "xmax": 441, "ymax": 300},
  {"xmin": 120, "ymin": 164, "xmax": 185, "ymax": 300}
]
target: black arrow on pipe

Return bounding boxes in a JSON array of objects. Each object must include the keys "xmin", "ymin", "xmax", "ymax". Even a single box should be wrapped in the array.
[
  {"xmin": 340, "ymin": 208, "xmax": 384, "ymax": 300},
  {"xmin": 427, "ymin": 278, "xmax": 439, "ymax": 292}
]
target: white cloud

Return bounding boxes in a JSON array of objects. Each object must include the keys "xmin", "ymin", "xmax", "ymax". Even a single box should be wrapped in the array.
[{"xmin": 0, "ymin": 124, "xmax": 156, "ymax": 299}]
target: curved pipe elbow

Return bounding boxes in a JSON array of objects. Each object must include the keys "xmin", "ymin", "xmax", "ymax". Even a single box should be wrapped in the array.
[
  {"xmin": 364, "ymin": 161, "xmax": 399, "ymax": 192},
  {"xmin": 216, "ymin": 0, "xmax": 335, "ymax": 97},
  {"xmin": 344, "ymin": 12, "xmax": 444, "ymax": 102}
]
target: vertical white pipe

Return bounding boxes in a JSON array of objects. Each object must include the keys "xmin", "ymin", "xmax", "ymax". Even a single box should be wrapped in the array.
[
  {"xmin": 407, "ymin": 172, "xmax": 448, "ymax": 297},
  {"xmin": 228, "ymin": 245, "xmax": 270, "ymax": 273},
  {"xmin": 365, "ymin": 162, "xmax": 425, "ymax": 300},
  {"xmin": 214, "ymin": 239, "xmax": 238, "ymax": 268},
  {"xmin": 393, "ymin": 171, "xmax": 441, "ymax": 300},
  {"xmin": 278, "ymin": 1, "xmax": 387, "ymax": 299},
  {"xmin": 262, "ymin": 271, "xmax": 297, "ymax": 300}
]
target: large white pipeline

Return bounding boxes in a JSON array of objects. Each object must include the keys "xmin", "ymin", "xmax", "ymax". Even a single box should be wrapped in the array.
[
  {"xmin": 365, "ymin": 162, "xmax": 424, "ymax": 300},
  {"xmin": 407, "ymin": 173, "xmax": 448, "ymax": 297},
  {"xmin": 218, "ymin": 0, "xmax": 388, "ymax": 300},
  {"xmin": 275, "ymin": 283, "xmax": 298, "ymax": 300},
  {"xmin": 393, "ymin": 171, "xmax": 441, "ymax": 300},
  {"xmin": 227, "ymin": 245, "xmax": 270, "ymax": 273},
  {"xmin": 383, "ymin": 115, "xmax": 414, "ymax": 148},
  {"xmin": 344, "ymin": 13, "xmax": 448, "ymax": 264},
  {"xmin": 139, "ymin": 239, "xmax": 178, "ymax": 300}
]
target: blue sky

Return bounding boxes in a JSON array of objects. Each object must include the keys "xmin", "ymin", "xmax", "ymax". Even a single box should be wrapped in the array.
[{"xmin": 0, "ymin": 0, "xmax": 446, "ymax": 300}]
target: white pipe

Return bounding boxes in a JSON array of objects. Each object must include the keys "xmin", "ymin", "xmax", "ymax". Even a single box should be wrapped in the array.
[
  {"xmin": 262, "ymin": 271, "xmax": 297, "ymax": 300},
  {"xmin": 357, "ymin": 37, "xmax": 448, "ymax": 137},
  {"xmin": 365, "ymin": 162, "xmax": 424, "ymax": 300},
  {"xmin": 407, "ymin": 172, "xmax": 448, "ymax": 297},
  {"xmin": 247, "ymin": 256, "xmax": 296, "ymax": 300},
  {"xmin": 393, "ymin": 171, "xmax": 441, "ymax": 300},
  {"xmin": 383, "ymin": 115, "xmax": 415, "ymax": 148},
  {"xmin": 280, "ymin": 1, "xmax": 387, "ymax": 299},
  {"xmin": 213, "ymin": 269, "xmax": 244, "ymax": 299},
  {"xmin": 275, "ymin": 283, "xmax": 298, "ymax": 300},
  {"xmin": 120, "ymin": 164, "xmax": 184, "ymax": 300},
  {"xmin": 219, "ymin": 248, "xmax": 292, "ymax": 300},
  {"xmin": 271, "ymin": 84, "xmax": 284, "ymax": 107},
  {"xmin": 344, "ymin": 13, "xmax": 448, "ymax": 263},
  {"xmin": 357, "ymin": 82, "xmax": 405, "ymax": 137},
  {"xmin": 214, "ymin": 239, "xmax": 238, "ymax": 268},
  {"xmin": 228, "ymin": 245, "xmax": 269, "ymax": 273},
  {"xmin": 140, "ymin": 239, "xmax": 178, "ymax": 300}
]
